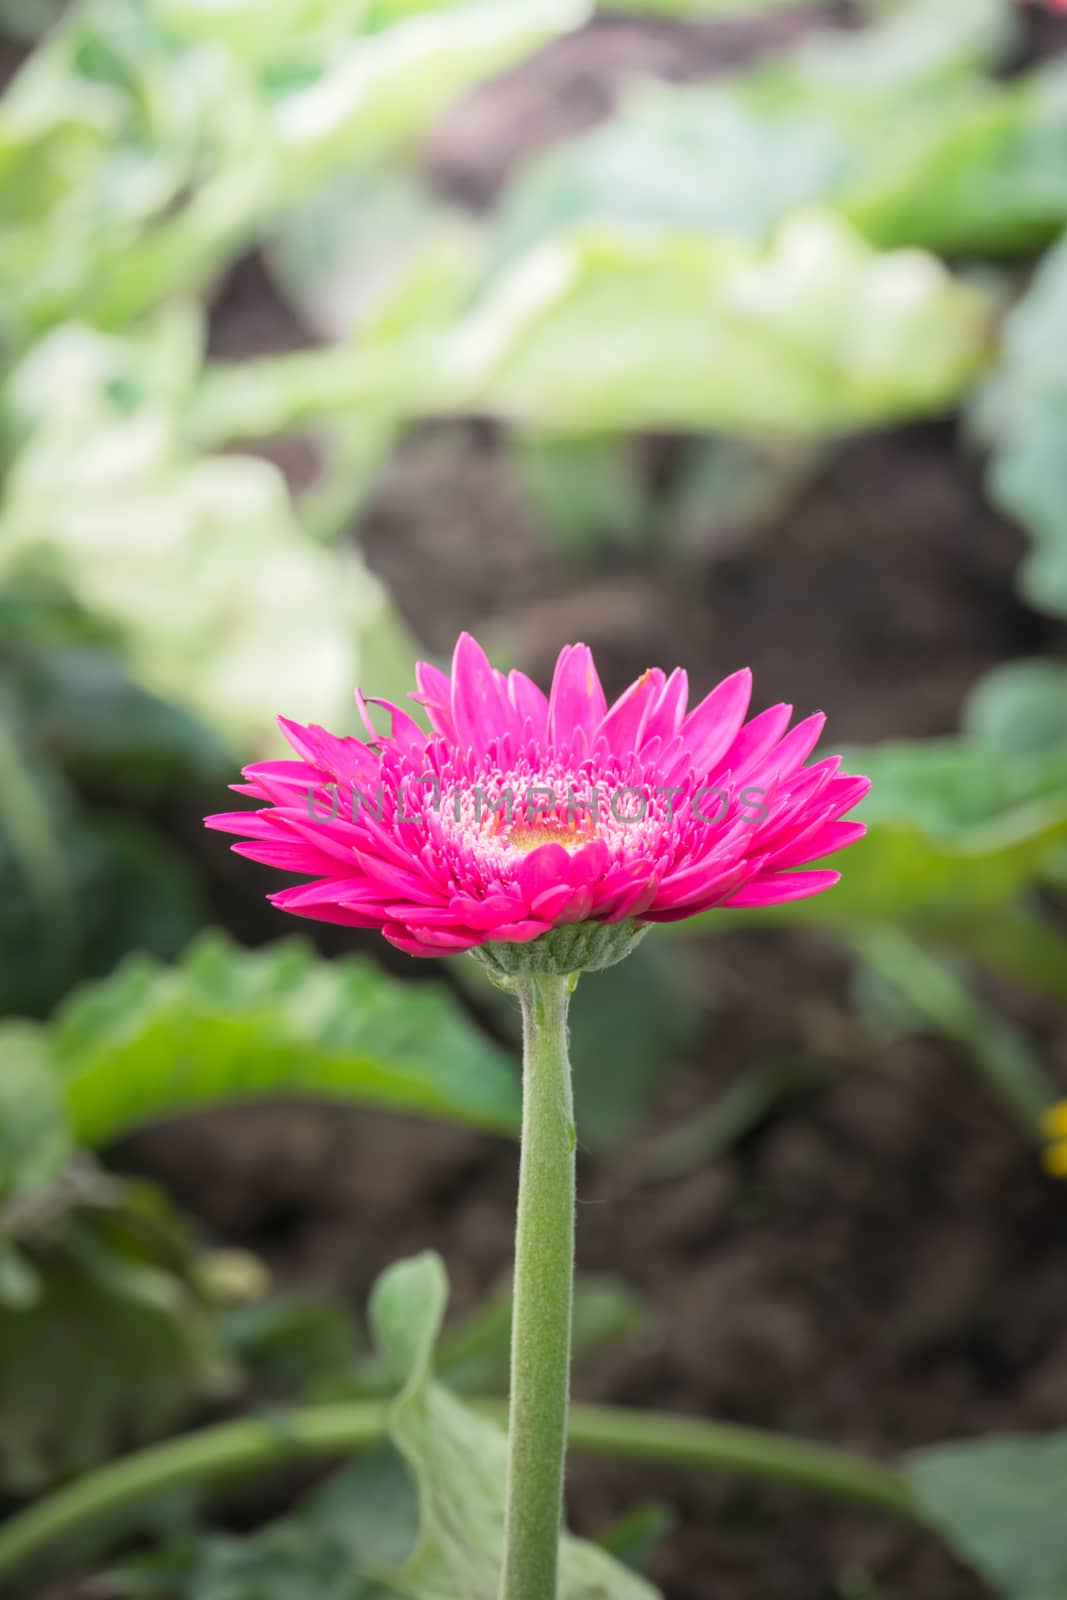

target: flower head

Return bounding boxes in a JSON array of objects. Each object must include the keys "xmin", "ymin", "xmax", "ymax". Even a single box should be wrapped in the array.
[
  {"xmin": 1042, "ymin": 1102, "xmax": 1067, "ymax": 1178},
  {"xmin": 206, "ymin": 635, "xmax": 868, "ymax": 961}
]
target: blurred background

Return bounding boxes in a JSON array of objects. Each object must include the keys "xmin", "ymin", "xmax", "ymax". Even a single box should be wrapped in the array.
[{"xmin": 2, "ymin": 1, "xmax": 1067, "ymax": 1597}]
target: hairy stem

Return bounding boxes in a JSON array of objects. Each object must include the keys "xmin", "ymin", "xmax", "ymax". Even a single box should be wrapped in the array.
[{"xmin": 500, "ymin": 972, "xmax": 577, "ymax": 1600}]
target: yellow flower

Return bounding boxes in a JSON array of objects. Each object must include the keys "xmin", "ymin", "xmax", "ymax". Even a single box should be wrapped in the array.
[{"xmin": 1040, "ymin": 1102, "xmax": 1067, "ymax": 1177}]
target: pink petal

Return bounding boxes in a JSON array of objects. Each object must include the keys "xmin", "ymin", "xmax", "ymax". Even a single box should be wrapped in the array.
[
  {"xmin": 601, "ymin": 875, "xmax": 660, "ymax": 921},
  {"xmin": 567, "ymin": 836, "xmax": 611, "ymax": 887},
  {"xmin": 756, "ymin": 712, "xmax": 826, "ymax": 783},
  {"xmin": 642, "ymin": 667, "xmax": 689, "ymax": 744},
  {"xmin": 516, "ymin": 842, "xmax": 573, "ymax": 904},
  {"xmin": 448, "ymin": 892, "xmax": 529, "ymax": 930},
  {"xmin": 354, "ymin": 850, "xmax": 444, "ymax": 902},
  {"xmin": 204, "ymin": 809, "xmax": 273, "ymax": 836},
  {"xmin": 596, "ymin": 669, "xmax": 665, "ymax": 755},
  {"xmin": 679, "ymin": 668, "xmax": 753, "ymax": 775},
  {"xmin": 356, "ymin": 693, "xmax": 427, "ymax": 757},
  {"xmin": 507, "ymin": 669, "xmax": 549, "ymax": 739},
  {"xmin": 723, "ymin": 869, "xmax": 842, "ymax": 908},
  {"xmin": 711, "ymin": 703, "xmax": 794, "ymax": 784},
  {"xmin": 823, "ymin": 773, "xmax": 873, "ymax": 813},
  {"xmin": 769, "ymin": 819, "xmax": 867, "ymax": 868},
  {"xmin": 485, "ymin": 918, "xmax": 552, "ymax": 943},
  {"xmin": 277, "ymin": 719, "xmax": 373, "ymax": 786},
  {"xmin": 548, "ymin": 643, "xmax": 607, "ymax": 752},
  {"xmin": 451, "ymin": 633, "xmax": 517, "ymax": 755},
  {"xmin": 530, "ymin": 882, "xmax": 581, "ymax": 920},
  {"xmin": 555, "ymin": 885, "xmax": 595, "ymax": 924},
  {"xmin": 232, "ymin": 838, "xmax": 349, "ymax": 874},
  {"xmin": 386, "ymin": 924, "xmax": 481, "ymax": 955},
  {"xmin": 267, "ymin": 885, "xmax": 384, "ymax": 928},
  {"xmin": 412, "ymin": 660, "xmax": 456, "ymax": 738},
  {"xmin": 642, "ymin": 862, "xmax": 751, "ymax": 919},
  {"xmin": 241, "ymin": 759, "xmax": 332, "ymax": 788},
  {"xmin": 271, "ymin": 879, "xmax": 368, "ymax": 911}
]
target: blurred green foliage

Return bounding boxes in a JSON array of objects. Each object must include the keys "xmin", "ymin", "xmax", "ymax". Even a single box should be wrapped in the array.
[
  {"xmin": 121, "ymin": 1253, "xmax": 657, "ymax": 1600},
  {"xmin": 979, "ymin": 230, "xmax": 1067, "ymax": 620},
  {"xmin": 909, "ymin": 1433, "xmax": 1067, "ymax": 1600},
  {"xmin": 0, "ymin": 583, "xmax": 225, "ymax": 1016},
  {"xmin": 0, "ymin": 312, "xmax": 413, "ymax": 746},
  {"xmin": 0, "ymin": 0, "xmax": 587, "ymax": 345},
  {"xmin": 0, "ymin": 931, "xmax": 521, "ymax": 1169},
  {"xmin": 492, "ymin": 0, "xmax": 1060, "ymax": 261},
  {"xmin": 698, "ymin": 662, "xmax": 1067, "ymax": 1007},
  {"xmin": 428, "ymin": 215, "xmax": 993, "ymax": 435},
  {"xmin": 850, "ymin": 927, "xmax": 1053, "ymax": 1130},
  {"xmin": 0, "ymin": 933, "xmax": 523, "ymax": 1495},
  {"xmin": 0, "ymin": 1166, "xmax": 236, "ymax": 1494}
]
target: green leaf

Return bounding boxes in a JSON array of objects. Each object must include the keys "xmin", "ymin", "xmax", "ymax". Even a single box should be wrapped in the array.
[
  {"xmin": 366, "ymin": 1251, "xmax": 660, "ymax": 1599},
  {"xmin": 0, "ymin": 712, "xmax": 77, "ymax": 997},
  {"xmin": 0, "ymin": 1025, "xmax": 71, "ymax": 1207},
  {"xmin": 660, "ymin": 435, "xmax": 823, "ymax": 554},
  {"xmin": 685, "ymin": 715, "xmax": 1067, "ymax": 1001},
  {"xmin": 119, "ymin": 1500, "xmax": 390, "ymax": 1600},
  {"xmin": 123, "ymin": 1254, "xmax": 659, "ymax": 1599},
  {"xmin": 0, "ymin": 315, "xmax": 414, "ymax": 748},
  {"xmin": 643, "ymin": 1059, "xmax": 822, "ymax": 1180},
  {"xmin": 434, "ymin": 1273, "xmax": 649, "ymax": 1396},
  {"xmin": 961, "ymin": 663, "xmax": 1067, "ymax": 902},
  {"xmin": 0, "ymin": 1183, "xmax": 235, "ymax": 1494},
  {"xmin": 10, "ymin": 644, "xmax": 232, "ymax": 798},
  {"xmin": 849, "ymin": 928, "xmax": 1052, "ymax": 1131},
  {"xmin": 43, "ymin": 932, "xmax": 518, "ymax": 1145},
  {"xmin": 199, "ymin": 203, "xmax": 993, "ymax": 446},
  {"xmin": 0, "ymin": 0, "xmax": 66, "ymax": 38},
  {"xmin": 0, "ymin": 1244, "xmax": 41, "ymax": 1311},
  {"xmin": 0, "ymin": 706, "xmax": 206, "ymax": 1016},
  {"xmin": 317, "ymin": 1271, "xmax": 647, "ymax": 1402},
  {"xmin": 908, "ymin": 1433, "xmax": 1067, "ymax": 1600},
  {"xmin": 0, "ymin": 0, "xmax": 588, "ymax": 341},
  {"xmin": 964, "ymin": 659, "xmax": 1067, "ymax": 758},
  {"xmin": 569, "ymin": 938, "xmax": 703, "ymax": 1148},
  {"xmin": 39, "ymin": 826, "xmax": 201, "ymax": 1006},
  {"xmin": 491, "ymin": 0, "xmax": 1047, "ymax": 266},
  {"xmin": 596, "ymin": 1502, "xmax": 677, "ymax": 1573},
  {"xmin": 267, "ymin": 162, "xmax": 475, "ymax": 346},
  {"xmin": 711, "ymin": 732, "xmax": 1067, "ymax": 937},
  {"xmin": 435, "ymin": 214, "xmax": 992, "ymax": 437},
  {"xmin": 596, "ymin": 0, "xmax": 1009, "ymax": 56},
  {"xmin": 0, "ymin": 583, "xmax": 226, "ymax": 1012},
  {"xmin": 215, "ymin": 1294, "xmax": 362, "ymax": 1395},
  {"xmin": 0, "ymin": 581, "xmax": 229, "ymax": 797},
  {"xmin": 979, "ymin": 230, "xmax": 1067, "ymax": 621},
  {"xmin": 510, "ymin": 434, "xmax": 650, "ymax": 556},
  {"xmin": 597, "ymin": 0, "xmax": 823, "ymax": 11}
]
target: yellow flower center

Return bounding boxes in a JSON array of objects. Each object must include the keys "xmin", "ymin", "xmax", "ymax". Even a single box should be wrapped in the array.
[{"xmin": 505, "ymin": 818, "xmax": 592, "ymax": 854}]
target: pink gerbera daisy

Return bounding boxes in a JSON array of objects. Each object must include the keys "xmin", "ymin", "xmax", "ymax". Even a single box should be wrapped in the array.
[{"xmin": 206, "ymin": 635, "xmax": 868, "ymax": 967}]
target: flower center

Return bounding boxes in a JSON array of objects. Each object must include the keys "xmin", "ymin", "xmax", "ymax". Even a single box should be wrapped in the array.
[{"xmin": 504, "ymin": 818, "xmax": 593, "ymax": 854}]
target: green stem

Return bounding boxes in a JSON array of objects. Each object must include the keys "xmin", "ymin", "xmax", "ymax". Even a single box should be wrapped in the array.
[
  {"xmin": 565, "ymin": 1404, "xmax": 916, "ymax": 1519},
  {"xmin": 0, "ymin": 1400, "xmax": 919, "ymax": 1587},
  {"xmin": 501, "ymin": 973, "xmax": 577, "ymax": 1600},
  {"xmin": 0, "ymin": 1403, "xmax": 389, "ymax": 1586}
]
